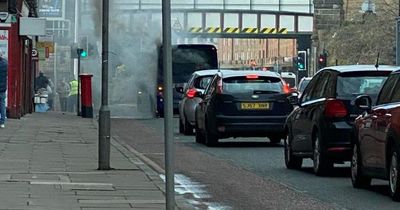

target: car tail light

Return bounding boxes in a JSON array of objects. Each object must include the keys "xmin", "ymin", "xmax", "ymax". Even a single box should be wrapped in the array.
[
  {"xmin": 186, "ymin": 88, "xmax": 197, "ymax": 98},
  {"xmin": 325, "ymin": 99, "xmax": 348, "ymax": 118},
  {"xmin": 157, "ymin": 85, "xmax": 163, "ymax": 92},
  {"xmin": 246, "ymin": 74, "xmax": 259, "ymax": 79},
  {"xmin": 216, "ymin": 79, "xmax": 223, "ymax": 94},
  {"xmin": 283, "ymin": 83, "xmax": 290, "ymax": 94}
]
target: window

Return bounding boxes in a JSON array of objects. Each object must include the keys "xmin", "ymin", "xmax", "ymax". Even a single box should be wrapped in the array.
[
  {"xmin": 223, "ymin": 76, "xmax": 284, "ymax": 94},
  {"xmin": 376, "ymin": 74, "xmax": 397, "ymax": 105},
  {"xmin": 204, "ymin": 75, "xmax": 218, "ymax": 97},
  {"xmin": 309, "ymin": 72, "xmax": 330, "ymax": 100},
  {"xmin": 337, "ymin": 71, "xmax": 390, "ymax": 104},
  {"xmin": 389, "ymin": 74, "xmax": 400, "ymax": 103},
  {"xmin": 301, "ymin": 73, "xmax": 321, "ymax": 103},
  {"xmin": 194, "ymin": 76, "xmax": 213, "ymax": 90}
]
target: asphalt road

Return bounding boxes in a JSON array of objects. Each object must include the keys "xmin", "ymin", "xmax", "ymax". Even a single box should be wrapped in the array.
[{"xmin": 112, "ymin": 118, "xmax": 400, "ymax": 210}]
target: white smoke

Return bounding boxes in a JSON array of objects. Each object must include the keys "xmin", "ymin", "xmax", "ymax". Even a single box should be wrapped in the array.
[{"xmin": 83, "ymin": 0, "xmax": 162, "ymax": 119}]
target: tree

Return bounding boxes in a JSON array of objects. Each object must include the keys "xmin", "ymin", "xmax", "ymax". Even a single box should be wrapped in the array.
[{"xmin": 324, "ymin": 1, "xmax": 397, "ymax": 65}]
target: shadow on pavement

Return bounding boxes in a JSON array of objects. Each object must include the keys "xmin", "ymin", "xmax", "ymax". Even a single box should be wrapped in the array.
[
  {"xmin": 298, "ymin": 166, "xmax": 351, "ymax": 178},
  {"xmin": 212, "ymin": 142, "xmax": 284, "ymax": 148}
]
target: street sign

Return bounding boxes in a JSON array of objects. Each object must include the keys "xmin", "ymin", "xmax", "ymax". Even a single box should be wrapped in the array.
[
  {"xmin": 172, "ymin": 18, "xmax": 182, "ymax": 31},
  {"xmin": 32, "ymin": 48, "xmax": 38, "ymax": 57}
]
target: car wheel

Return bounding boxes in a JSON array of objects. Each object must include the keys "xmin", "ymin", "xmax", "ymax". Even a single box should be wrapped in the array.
[
  {"xmin": 195, "ymin": 121, "xmax": 205, "ymax": 144},
  {"xmin": 204, "ymin": 121, "xmax": 218, "ymax": 147},
  {"xmin": 183, "ymin": 116, "xmax": 194, "ymax": 135},
  {"xmin": 351, "ymin": 143, "xmax": 371, "ymax": 188},
  {"xmin": 313, "ymin": 133, "xmax": 333, "ymax": 176},
  {"xmin": 389, "ymin": 149, "xmax": 400, "ymax": 201},
  {"xmin": 179, "ymin": 118, "xmax": 184, "ymax": 134},
  {"xmin": 284, "ymin": 131, "xmax": 302, "ymax": 169}
]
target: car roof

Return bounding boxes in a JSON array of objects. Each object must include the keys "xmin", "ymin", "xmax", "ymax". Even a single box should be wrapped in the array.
[
  {"xmin": 193, "ymin": 69, "xmax": 236, "ymax": 76},
  {"xmin": 320, "ymin": 65, "xmax": 400, "ymax": 73},
  {"xmin": 219, "ymin": 70, "xmax": 281, "ymax": 78},
  {"xmin": 281, "ymin": 72, "xmax": 296, "ymax": 77}
]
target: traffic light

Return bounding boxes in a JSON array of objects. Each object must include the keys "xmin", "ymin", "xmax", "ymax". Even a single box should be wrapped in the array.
[
  {"xmin": 79, "ymin": 36, "xmax": 89, "ymax": 58},
  {"xmin": 77, "ymin": 48, "xmax": 87, "ymax": 58},
  {"xmin": 297, "ymin": 51, "xmax": 307, "ymax": 71},
  {"xmin": 318, "ymin": 53, "xmax": 327, "ymax": 69}
]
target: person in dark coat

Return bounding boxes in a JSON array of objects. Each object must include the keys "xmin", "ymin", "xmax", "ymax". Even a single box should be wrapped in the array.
[
  {"xmin": 35, "ymin": 72, "xmax": 49, "ymax": 91},
  {"xmin": 0, "ymin": 53, "xmax": 8, "ymax": 128}
]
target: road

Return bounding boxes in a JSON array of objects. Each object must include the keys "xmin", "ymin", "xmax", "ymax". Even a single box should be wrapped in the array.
[{"xmin": 112, "ymin": 118, "xmax": 400, "ymax": 210}]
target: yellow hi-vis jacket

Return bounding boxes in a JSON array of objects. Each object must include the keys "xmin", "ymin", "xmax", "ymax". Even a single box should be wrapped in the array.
[{"xmin": 69, "ymin": 80, "xmax": 78, "ymax": 96}]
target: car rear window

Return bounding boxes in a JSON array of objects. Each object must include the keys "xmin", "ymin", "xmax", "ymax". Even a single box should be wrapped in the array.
[
  {"xmin": 223, "ymin": 76, "xmax": 283, "ymax": 94},
  {"xmin": 193, "ymin": 76, "xmax": 213, "ymax": 89},
  {"xmin": 336, "ymin": 71, "xmax": 390, "ymax": 98},
  {"xmin": 282, "ymin": 77, "xmax": 296, "ymax": 88}
]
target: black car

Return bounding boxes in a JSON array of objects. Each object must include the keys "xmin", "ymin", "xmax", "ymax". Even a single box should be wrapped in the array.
[
  {"xmin": 284, "ymin": 65, "xmax": 396, "ymax": 175},
  {"xmin": 195, "ymin": 70, "xmax": 295, "ymax": 146}
]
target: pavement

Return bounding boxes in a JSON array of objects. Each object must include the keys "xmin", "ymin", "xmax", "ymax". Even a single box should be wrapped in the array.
[{"xmin": 0, "ymin": 112, "xmax": 187, "ymax": 210}]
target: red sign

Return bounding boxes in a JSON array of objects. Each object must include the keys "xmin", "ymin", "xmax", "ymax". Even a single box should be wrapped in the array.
[{"xmin": 45, "ymin": 47, "xmax": 49, "ymax": 58}]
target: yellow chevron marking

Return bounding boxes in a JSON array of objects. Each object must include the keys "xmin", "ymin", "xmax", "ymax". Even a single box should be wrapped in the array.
[
  {"xmin": 278, "ymin": 28, "xmax": 288, "ymax": 34},
  {"xmin": 189, "ymin": 27, "xmax": 202, "ymax": 33}
]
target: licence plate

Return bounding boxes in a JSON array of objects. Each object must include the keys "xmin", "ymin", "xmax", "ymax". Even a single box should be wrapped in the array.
[{"xmin": 240, "ymin": 103, "xmax": 270, "ymax": 110}]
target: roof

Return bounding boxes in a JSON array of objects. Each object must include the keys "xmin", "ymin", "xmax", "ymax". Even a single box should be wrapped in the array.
[
  {"xmin": 219, "ymin": 70, "xmax": 281, "ymax": 78},
  {"xmin": 193, "ymin": 69, "xmax": 234, "ymax": 76},
  {"xmin": 320, "ymin": 65, "xmax": 400, "ymax": 73}
]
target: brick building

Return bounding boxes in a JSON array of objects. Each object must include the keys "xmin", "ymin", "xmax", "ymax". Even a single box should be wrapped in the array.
[{"xmin": 217, "ymin": 38, "xmax": 297, "ymax": 69}]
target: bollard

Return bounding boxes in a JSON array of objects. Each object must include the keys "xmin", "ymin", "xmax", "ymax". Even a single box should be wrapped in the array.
[{"xmin": 79, "ymin": 74, "xmax": 93, "ymax": 118}]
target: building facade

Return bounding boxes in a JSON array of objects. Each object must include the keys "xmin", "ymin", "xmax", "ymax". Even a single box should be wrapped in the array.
[{"xmin": 2, "ymin": 0, "xmax": 38, "ymax": 118}]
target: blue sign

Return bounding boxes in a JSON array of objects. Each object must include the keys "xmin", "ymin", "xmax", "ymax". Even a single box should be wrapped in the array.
[{"xmin": 38, "ymin": 0, "xmax": 63, "ymax": 18}]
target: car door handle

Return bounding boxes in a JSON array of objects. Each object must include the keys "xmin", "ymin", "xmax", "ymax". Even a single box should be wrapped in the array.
[
  {"xmin": 385, "ymin": 113, "xmax": 392, "ymax": 117},
  {"xmin": 371, "ymin": 115, "xmax": 378, "ymax": 119}
]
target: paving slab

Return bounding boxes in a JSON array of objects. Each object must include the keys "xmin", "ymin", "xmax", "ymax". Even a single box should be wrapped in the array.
[{"xmin": 0, "ymin": 112, "xmax": 184, "ymax": 209}]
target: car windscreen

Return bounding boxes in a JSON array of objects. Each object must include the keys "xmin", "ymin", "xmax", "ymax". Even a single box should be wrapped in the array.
[
  {"xmin": 282, "ymin": 77, "xmax": 296, "ymax": 88},
  {"xmin": 223, "ymin": 76, "xmax": 283, "ymax": 94},
  {"xmin": 336, "ymin": 71, "xmax": 390, "ymax": 98},
  {"xmin": 193, "ymin": 76, "xmax": 213, "ymax": 90},
  {"xmin": 298, "ymin": 79, "xmax": 310, "ymax": 92}
]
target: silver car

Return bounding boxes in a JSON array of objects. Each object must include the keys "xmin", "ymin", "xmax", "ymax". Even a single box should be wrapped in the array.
[{"xmin": 178, "ymin": 70, "xmax": 231, "ymax": 135}]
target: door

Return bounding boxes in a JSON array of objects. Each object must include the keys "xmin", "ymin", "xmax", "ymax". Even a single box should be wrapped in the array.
[
  {"xmin": 292, "ymin": 72, "xmax": 329, "ymax": 152},
  {"xmin": 361, "ymin": 74, "xmax": 397, "ymax": 169},
  {"xmin": 197, "ymin": 75, "xmax": 218, "ymax": 131}
]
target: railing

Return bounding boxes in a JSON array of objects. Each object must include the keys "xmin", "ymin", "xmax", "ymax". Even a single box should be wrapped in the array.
[{"xmin": 82, "ymin": 0, "xmax": 313, "ymax": 14}]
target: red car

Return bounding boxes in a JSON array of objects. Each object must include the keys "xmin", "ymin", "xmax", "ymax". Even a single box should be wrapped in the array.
[{"xmin": 352, "ymin": 69, "xmax": 400, "ymax": 201}]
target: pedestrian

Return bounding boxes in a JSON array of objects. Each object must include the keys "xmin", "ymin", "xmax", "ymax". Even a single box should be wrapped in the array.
[
  {"xmin": 47, "ymin": 79, "xmax": 54, "ymax": 111},
  {"xmin": 68, "ymin": 77, "xmax": 78, "ymax": 112},
  {"xmin": 0, "ymin": 51, "xmax": 7, "ymax": 128},
  {"xmin": 57, "ymin": 78, "xmax": 70, "ymax": 112},
  {"xmin": 35, "ymin": 71, "xmax": 49, "ymax": 92}
]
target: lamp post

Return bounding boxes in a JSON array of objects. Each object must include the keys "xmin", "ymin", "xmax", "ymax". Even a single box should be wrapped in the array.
[
  {"xmin": 162, "ymin": 0, "xmax": 175, "ymax": 209},
  {"xmin": 98, "ymin": 0, "xmax": 111, "ymax": 170}
]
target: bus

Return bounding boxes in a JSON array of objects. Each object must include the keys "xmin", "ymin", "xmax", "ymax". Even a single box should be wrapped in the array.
[{"xmin": 157, "ymin": 44, "xmax": 218, "ymax": 117}]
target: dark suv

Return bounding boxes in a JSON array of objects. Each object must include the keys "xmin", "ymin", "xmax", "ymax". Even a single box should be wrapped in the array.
[
  {"xmin": 352, "ymin": 69, "xmax": 400, "ymax": 201},
  {"xmin": 195, "ymin": 70, "xmax": 294, "ymax": 146},
  {"xmin": 284, "ymin": 65, "xmax": 396, "ymax": 175}
]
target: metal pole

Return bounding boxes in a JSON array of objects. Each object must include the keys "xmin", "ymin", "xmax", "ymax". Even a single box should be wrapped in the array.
[
  {"xmin": 74, "ymin": 0, "xmax": 79, "ymax": 79},
  {"xmin": 162, "ymin": 0, "xmax": 175, "ymax": 209},
  {"xmin": 99, "ymin": 0, "xmax": 111, "ymax": 170},
  {"xmin": 77, "ymin": 54, "xmax": 81, "ymax": 116}
]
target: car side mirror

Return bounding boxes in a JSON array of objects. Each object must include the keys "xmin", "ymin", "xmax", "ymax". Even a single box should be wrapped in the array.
[
  {"xmin": 355, "ymin": 95, "xmax": 372, "ymax": 112},
  {"xmin": 196, "ymin": 91, "xmax": 204, "ymax": 98},
  {"xmin": 175, "ymin": 86, "xmax": 184, "ymax": 93},
  {"xmin": 287, "ymin": 93, "xmax": 299, "ymax": 105}
]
